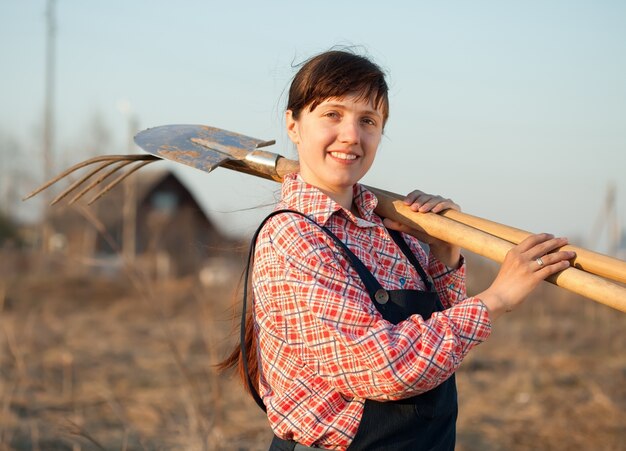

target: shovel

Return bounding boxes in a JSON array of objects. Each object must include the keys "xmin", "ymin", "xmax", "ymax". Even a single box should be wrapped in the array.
[{"xmin": 25, "ymin": 124, "xmax": 626, "ymax": 312}]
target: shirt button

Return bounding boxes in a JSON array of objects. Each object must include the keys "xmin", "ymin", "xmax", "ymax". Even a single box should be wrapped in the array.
[{"xmin": 374, "ymin": 289, "xmax": 389, "ymax": 304}]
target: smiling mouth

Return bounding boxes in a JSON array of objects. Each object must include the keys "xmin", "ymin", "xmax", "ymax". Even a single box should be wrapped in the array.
[{"xmin": 328, "ymin": 152, "xmax": 357, "ymax": 161}]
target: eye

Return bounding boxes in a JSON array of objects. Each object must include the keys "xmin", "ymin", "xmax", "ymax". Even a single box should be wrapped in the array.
[
  {"xmin": 361, "ymin": 117, "xmax": 377, "ymax": 127},
  {"xmin": 323, "ymin": 111, "xmax": 340, "ymax": 119}
]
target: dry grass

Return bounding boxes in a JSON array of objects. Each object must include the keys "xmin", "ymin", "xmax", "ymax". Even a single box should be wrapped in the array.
[
  {"xmin": 0, "ymin": 249, "xmax": 624, "ymax": 450},
  {"xmin": 458, "ymin": 256, "xmax": 626, "ymax": 451}
]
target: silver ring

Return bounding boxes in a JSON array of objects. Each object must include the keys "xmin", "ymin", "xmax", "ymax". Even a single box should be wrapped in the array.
[{"xmin": 536, "ymin": 257, "xmax": 544, "ymax": 267}]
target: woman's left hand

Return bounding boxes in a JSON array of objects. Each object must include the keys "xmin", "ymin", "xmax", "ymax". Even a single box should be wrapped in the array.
[{"xmin": 382, "ymin": 190, "xmax": 462, "ymax": 268}]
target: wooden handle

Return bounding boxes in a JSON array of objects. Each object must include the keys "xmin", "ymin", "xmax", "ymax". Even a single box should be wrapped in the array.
[
  {"xmin": 442, "ymin": 209, "xmax": 626, "ymax": 285},
  {"xmin": 275, "ymin": 157, "xmax": 300, "ymax": 179},
  {"xmin": 368, "ymin": 187, "xmax": 626, "ymax": 313},
  {"xmin": 368, "ymin": 187, "xmax": 626, "ymax": 285}
]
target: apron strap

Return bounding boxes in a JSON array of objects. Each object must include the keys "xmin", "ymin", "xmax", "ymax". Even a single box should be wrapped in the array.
[
  {"xmin": 387, "ymin": 229, "xmax": 435, "ymax": 291},
  {"xmin": 242, "ymin": 209, "xmax": 386, "ymax": 411}
]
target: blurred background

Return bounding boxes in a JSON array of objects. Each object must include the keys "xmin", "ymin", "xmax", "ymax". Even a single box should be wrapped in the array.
[{"xmin": 1, "ymin": 1, "xmax": 625, "ymax": 450}]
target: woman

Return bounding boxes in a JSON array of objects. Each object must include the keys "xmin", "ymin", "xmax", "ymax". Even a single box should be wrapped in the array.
[{"xmin": 221, "ymin": 49, "xmax": 574, "ymax": 450}]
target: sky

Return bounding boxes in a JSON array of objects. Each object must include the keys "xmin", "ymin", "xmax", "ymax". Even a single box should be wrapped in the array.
[{"xmin": 1, "ymin": 1, "xmax": 625, "ymax": 254}]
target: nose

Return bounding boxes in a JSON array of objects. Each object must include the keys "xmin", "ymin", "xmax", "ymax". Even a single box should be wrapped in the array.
[{"xmin": 338, "ymin": 119, "xmax": 360, "ymax": 145}]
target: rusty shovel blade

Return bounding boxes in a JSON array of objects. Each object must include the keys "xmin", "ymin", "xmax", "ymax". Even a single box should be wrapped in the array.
[{"xmin": 133, "ymin": 124, "xmax": 276, "ymax": 174}]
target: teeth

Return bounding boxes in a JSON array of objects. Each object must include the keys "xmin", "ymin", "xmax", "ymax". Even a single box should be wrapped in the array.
[{"xmin": 329, "ymin": 152, "xmax": 357, "ymax": 160}]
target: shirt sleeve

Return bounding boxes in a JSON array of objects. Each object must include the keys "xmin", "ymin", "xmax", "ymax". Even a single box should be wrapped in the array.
[
  {"xmin": 428, "ymin": 252, "xmax": 468, "ymax": 309},
  {"xmin": 253, "ymin": 214, "xmax": 492, "ymax": 402}
]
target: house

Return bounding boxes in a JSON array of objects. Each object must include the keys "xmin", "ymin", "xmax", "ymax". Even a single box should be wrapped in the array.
[{"xmin": 49, "ymin": 167, "xmax": 239, "ymax": 278}]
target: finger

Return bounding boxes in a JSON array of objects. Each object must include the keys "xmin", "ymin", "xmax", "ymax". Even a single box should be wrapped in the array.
[
  {"xmin": 403, "ymin": 191, "xmax": 459, "ymax": 213},
  {"xmin": 540, "ymin": 250, "xmax": 576, "ymax": 266},
  {"xmin": 515, "ymin": 233, "xmax": 556, "ymax": 254},
  {"xmin": 406, "ymin": 193, "xmax": 434, "ymax": 211},
  {"xmin": 415, "ymin": 197, "xmax": 444, "ymax": 212},
  {"xmin": 431, "ymin": 199, "xmax": 460, "ymax": 214},
  {"xmin": 413, "ymin": 195, "xmax": 451, "ymax": 212},
  {"xmin": 405, "ymin": 191, "xmax": 442, "ymax": 209},
  {"xmin": 531, "ymin": 249, "xmax": 575, "ymax": 271},
  {"xmin": 536, "ymin": 259, "xmax": 571, "ymax": 278},
  {"xmin": 527, "ymin": 237, "xmax": 570, "ymax": 260},
  {"xmin": 403, "ymin": 190, "xmax": 426, "ymax": 206}
]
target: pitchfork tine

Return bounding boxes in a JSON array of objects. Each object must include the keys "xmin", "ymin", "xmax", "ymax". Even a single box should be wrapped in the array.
[
  {"xmin": 50, "ymin": 160, "xmax": 119, "ymax": 205},
  {"xmin": 68, "ymin": 160, "xmax": 135, "ymax": 205},
  {"xmin": 87, "ymin": 160, "xmax": 156, "ymax": 205},
  {"xmin": 23, "ymin": 154, "xmax": 159, "ymax": 201},
  {"xmin": 23, "ymin": 155, "xmax": 114, "ymax": 200}
]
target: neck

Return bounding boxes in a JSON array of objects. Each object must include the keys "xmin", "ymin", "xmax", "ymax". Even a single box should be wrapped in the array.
[
  {"xmin": 318, "ymin": 186, "xmax": 354, "ymax": 212},
  {"xmin": 299, "ymin": 176, "xmax": 355, "ymax": 211}
]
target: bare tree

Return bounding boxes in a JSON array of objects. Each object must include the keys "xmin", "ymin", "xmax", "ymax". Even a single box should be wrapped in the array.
[{"xmin": 0, "ymin": 129, "xmax": 35, "ymax": 221}]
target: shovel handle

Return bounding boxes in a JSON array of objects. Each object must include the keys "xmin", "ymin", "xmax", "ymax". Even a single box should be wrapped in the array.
[
  {"xmin": 368, "ymin": 187, "xmax": 626, "ymax": 313},
  {"xmin": 276, "ymin": 157, "xmax": 300, "ymax": 179},
  {"xmin": 368, "ymin": 187, "xmax": 626, "ymax": 286}
]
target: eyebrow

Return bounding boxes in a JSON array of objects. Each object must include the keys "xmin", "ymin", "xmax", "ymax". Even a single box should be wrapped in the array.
[{"xmin": 322, "ymin": 103, "xmax": 383, "ymax": 118}]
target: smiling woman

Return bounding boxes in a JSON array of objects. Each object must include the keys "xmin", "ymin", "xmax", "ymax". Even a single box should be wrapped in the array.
[
  {"xmin": 285, "ymin": 95, "xmax": 383, "ymax": 212},
  {"xmin": 218, "ymin": 48, "xmax": 575, "ymax": 451}
]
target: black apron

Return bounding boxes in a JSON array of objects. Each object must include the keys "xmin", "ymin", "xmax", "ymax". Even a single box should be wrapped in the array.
[{"xmin": 242, "ymin": 210, "xmax": 458, "ymax": 451}]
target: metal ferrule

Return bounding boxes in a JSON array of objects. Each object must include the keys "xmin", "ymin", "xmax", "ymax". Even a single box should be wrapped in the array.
[{"xmin": 244, "ymin": 150, "xmax": 280, "ymax": 173}]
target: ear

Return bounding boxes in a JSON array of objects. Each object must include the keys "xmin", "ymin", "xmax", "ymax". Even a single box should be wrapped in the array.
[{"xmin": 285, "ymin": 110, "xmax": 300, "ymax": 144}]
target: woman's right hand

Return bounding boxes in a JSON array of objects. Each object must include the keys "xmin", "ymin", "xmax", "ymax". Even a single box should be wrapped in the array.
[{"xmin": 477, "ymin": 233, "xmax": 576, "ymax": 321}]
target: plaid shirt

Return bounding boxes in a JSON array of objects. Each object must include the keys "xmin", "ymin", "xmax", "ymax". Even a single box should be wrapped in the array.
[{"xmin": 252, "ymin": 173, "xmax": 492, "ymax": 449}]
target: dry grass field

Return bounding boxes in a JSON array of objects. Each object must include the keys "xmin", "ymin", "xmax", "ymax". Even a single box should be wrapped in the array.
[{"xmin": 1, "ymin": 248, "xmax": 624, "ymax": 450}]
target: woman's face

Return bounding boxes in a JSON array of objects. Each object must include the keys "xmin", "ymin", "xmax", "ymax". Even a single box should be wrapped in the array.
[{"xmin": 286, "ymin": 94, "xmax": 384, "ymax": 202}]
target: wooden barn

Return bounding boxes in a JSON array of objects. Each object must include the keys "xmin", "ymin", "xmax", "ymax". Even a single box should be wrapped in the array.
[{"xmin": 49, "ymin": 168, "xmax": 236, "ymax": 278}]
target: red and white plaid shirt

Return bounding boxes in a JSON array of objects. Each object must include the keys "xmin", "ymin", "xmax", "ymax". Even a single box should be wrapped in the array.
[{"xmin": 252, "ymin": 173, "xmax": 492, "ymax": 450}]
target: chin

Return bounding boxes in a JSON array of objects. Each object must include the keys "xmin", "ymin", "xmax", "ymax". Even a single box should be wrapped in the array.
[{"xmin": 332, "ymin": 178, "xmax": 361, "ymax": 190}]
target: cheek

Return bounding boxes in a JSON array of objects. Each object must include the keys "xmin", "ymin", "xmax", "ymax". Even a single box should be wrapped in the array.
[
  {"xmin": 301, "ymin": 126, "xmax": 334, "ymax": 151},
  {"xmin": 364, "ymin": 133, "xmax": 382, "ymax": 154}
]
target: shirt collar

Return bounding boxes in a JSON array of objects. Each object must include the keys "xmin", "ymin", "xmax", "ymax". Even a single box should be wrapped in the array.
[{"xmin": 279, "ymin": 173, "xmax": 379, "ymax": 226}]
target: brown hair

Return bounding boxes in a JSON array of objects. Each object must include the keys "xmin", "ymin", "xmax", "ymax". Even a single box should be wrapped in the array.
[
  {"xmin": 216, "ymin": 262, "xmax": 261, "ymax": 398},
  {"xmin": 288, "ymin": 49, "xmax": 389, "ymax": 125},
  {"xmin": 216, "ymin": 301, "xmax": 260, "ymax": 394},
  {"xmin": 217, "ymin": 49, "xmax": 390, "ymax": 401}
]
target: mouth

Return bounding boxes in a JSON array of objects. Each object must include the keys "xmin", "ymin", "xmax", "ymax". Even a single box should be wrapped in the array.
[{"xmin": 328, "ymin": 151, "xmax": 358, "ymax": 161}]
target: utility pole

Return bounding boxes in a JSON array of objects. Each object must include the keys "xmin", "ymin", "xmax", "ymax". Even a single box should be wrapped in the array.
[
  {"xmin": 589, "ymin": 182, "xmax": 621, "ymax": 257},
  {"xmin": 118, "ymin": 100, "xmax": 138, "ymax": 264},
  {"xmin": 41, "ymin": 0, "xmax": 57, "ymax": 253}
]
